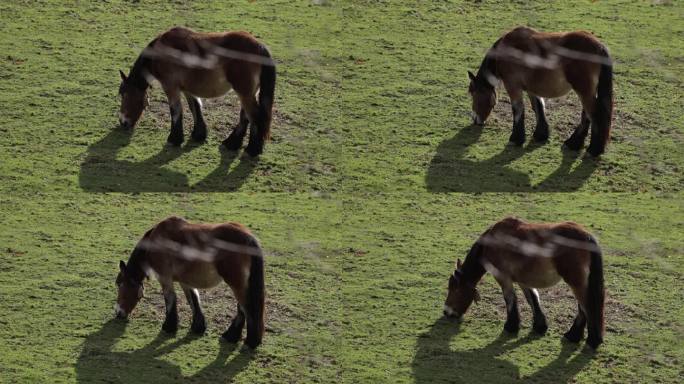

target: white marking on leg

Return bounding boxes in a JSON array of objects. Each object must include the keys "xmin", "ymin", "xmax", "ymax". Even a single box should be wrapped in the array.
[
  {"xmin": 192, "ymin": 288, "xmax": 201, "ymax": 305},
  {"xmin": 443, "ymin": 305, "xmax": 455, "ymax": 316},
  {"xmin": 530, "ymin": 288, "xmax": 540, "ymax": 303}
]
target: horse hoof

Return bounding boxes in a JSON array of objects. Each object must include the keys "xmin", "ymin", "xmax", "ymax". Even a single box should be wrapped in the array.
[
  {"xmin": 245, "ymin": 145, "xmax": 262, "ymax": 157},
  {"xmin": 190, "ymin": 321, "xmax": 207, "ymax": 335},
  {"xmin": 586, "ymin": 146, "xmax": 603, "ymax": 157},
  {"xmin": 533, "ymin": 134, "xmax": 549, "ymax": 143},
  {"xmin": 503, "ymin": 322, "xmax": 520, "ymax": 334},
  {"xmin": 167, "ymin": 138, "xmax": 184, "ymax": 147},
  {"xmin": 162, "ymin": 322, "xmax": 178, "ymax": 334},
  {"xmin": 507, "ymin": 135, "xmax": 525, "ymax": 146},
  {"xmin": 533, "ymin": 323, "xmax": 549, "ymax": 335},
  {"xmin": 221, "ymin": 329, "xmax": 241, "ymax": 343},
  {"xmin": 563, "ymin": 139, "xmax": 582, "ymax": 151},
  {"xmin": 222, "ymin": 138, "xmax": 242, "ymax": 151},
  {"xmin": 245, "ymin": 337, "xmax": 261, "ymax": 349},
  {"xmin": 586, "ymin": 337, "xmax": 602, "ymax": 349},
  {"xmin": 563, "ymin": 330, "xmax": 582, "ymax": 343},
  {"xmin": 191, "ymin": 134, "xmax": 207, "ymax": 143}
]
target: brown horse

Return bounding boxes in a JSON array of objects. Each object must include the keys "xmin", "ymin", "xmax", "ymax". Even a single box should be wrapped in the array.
[
  {"xmin": 115, "ymin": 216, "xmax": 265, "ymax": 348},
  {"xmin": 467, "ymin": 26, "xmax": 613, "ymax": 157},
  {"xmin": 118, "ymin": 26, "xmax": 276, "ymax": 157},
  {"xmin": 443, "ymin": 217, "xmax": 605, "ymax": 349}
]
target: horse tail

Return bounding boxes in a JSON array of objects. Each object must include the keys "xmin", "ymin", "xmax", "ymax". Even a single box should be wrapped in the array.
[
  {"xmin": 257, "ymin": 44, "xmax": 276, "ymax": 142},
  {"xmin": 245, "ymin": 236, "xmax": 265, "ymax": 348},
  {"xmin": 593, "ymin": 47, "xmax": 613, "ymax": 155},
  {"xmin": 586, "ymin": 235, "xmax": 605, "ymax": 348}
]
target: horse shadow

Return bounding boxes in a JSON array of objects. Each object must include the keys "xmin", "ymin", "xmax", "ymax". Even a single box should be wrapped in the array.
[
  {"xmin": 75, "ymin": 319, "xmax": 254, "ymax": 383},
  {"xmin": 425, "ymin": 125, "xmax": 599, "ymax": 192},
  {"xmin": 78, "ymin": 128, "xmax": 257, "ymax": 192},
  {"xmin": 411, "ymin": 318, "xmax": 595, "ymax": 384}
]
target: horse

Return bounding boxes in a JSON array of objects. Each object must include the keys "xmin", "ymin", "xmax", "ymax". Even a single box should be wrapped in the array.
[
  {"xmin": 114, "ymin": 216, "xmax": 265, "ymax": 349},
  {"xmin": 443, "ymin": 217, "xmax": 605, "ymax": 349},
  {"xmin": 467, "ymin": 26, "xmax": 613, "ymax": 157},
  {"xmin": 117, "ymin": 26, "xmax": 276, "ymax": 157}
]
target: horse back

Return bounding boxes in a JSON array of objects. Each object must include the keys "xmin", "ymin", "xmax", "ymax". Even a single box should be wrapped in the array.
[
  {"xmin": 143, "ymin": 217, "xmax": 258, "ymax": 297},
  {"xmin": 479, "ymin": 218, "xmax": 593, "ymax": 288},
  {"xmin": 496, "ymin": 27, "xmax": 605, "ymax": 97}
]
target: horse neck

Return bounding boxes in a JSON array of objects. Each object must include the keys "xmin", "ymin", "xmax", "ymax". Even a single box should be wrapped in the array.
[
  {"xmin": 476, "ymin": 54, "xmax": 498, "ymax": 81},
  {"xmin": 477, "ymin": 38, "xmax": 502, "ymax": 81},
  {"xmin": 461, "ymin": 245, "xmax": 487, "ymax": 287},
  {"xmin": 128, "ymin": 55, "xmax": 150, "ymax": 91},
  {"xmin": 126, "ymin": 245, "xmax": 148, "ymax": 283}
]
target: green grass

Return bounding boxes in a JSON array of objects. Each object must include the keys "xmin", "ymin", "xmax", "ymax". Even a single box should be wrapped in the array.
[{"xmin": 0, "ymin": 0, "xmax": 682, "ymax": 383}]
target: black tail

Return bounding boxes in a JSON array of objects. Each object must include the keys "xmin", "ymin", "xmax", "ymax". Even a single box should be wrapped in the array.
[
  {"xmin": 586, "ymin": 236, "xmax": 605, "ymax": 348},
  {"xmin": 245, "ymin": 242, "xmax": 265, "ymax": 348},
  {"xmin": 590, "ymin": 48, "xmax": 613, "ymax": 156},
  {"xmin": 257, "ymin": 44, "xmax": 276, "ymax": 142}
]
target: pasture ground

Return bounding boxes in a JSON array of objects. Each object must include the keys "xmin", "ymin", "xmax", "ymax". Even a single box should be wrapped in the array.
[{"xmin": 1, "ymin": 1, "xmax": 682, "ymax": 383}]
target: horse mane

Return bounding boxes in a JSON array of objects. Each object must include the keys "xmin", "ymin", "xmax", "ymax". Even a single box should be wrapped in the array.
[
  {"xmin": 126, "ymin": 229, "xmax": 154, "ymax": 283},
  {"xmin": 124, "ymin": 38, "xmax": 158, "ymax": 92},
  {"xmin": 476, "ymin": 37, "xmax": 502, "ymax": 85},
  {"xmin": 460, "ymin": 242, "xmax": 487, "ymax": 285}
]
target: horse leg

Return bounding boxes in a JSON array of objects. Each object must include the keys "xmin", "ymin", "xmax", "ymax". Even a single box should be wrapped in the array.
[
  {"xmin": 181, "ymin": 284, "xmax": 206, "ymax": 334},
  {"xmin": 521, "ymin": 286, "xmax": 548, "ymax": 334},
  {"xmin": 563, "ymin": 110, "xmax": 591, "ymax": 151},
  {"xmin": 165, "ymin": 89, "xmax": 184, "ymax": 146},
  {"xmin": 239, "ymin": 95, "xmax": 263, "ymax": 157},
  {"xmin": 528, "ymin": 94, "xmax": 549, "ymax": 143},
  {"xmin": 221, "ymin": 304, "xmax": 246, "ymax": 343},
  {"xmin": 184, "ymin": 92, "xmax": 207, "ymax": 143},
  {"xmin": 160, "ymin": 280, "xmax": 179, "ymax": 333},
  {"xmin": 499, "ymin": 280, "xmax": 520, "ymax": 333},
  {"xmin": 222, "ymin": 108, "xmax": 249, "ymax": 151},
  {"xmin": 564, "ymin": 304, "xmax": 587, "ymax": 343},
  {"xmin": 507, "ymin": 88, "xmax": 525, "ymax": 146}
]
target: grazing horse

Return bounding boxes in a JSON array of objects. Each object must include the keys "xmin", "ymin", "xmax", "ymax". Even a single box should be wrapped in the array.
[
  {"xmin": 118, "ymin": 26, "xmax": 276, "ymax": 157},
  {"xmin": 467, "ymin": 26, "xmax": 613, "ymax": 157},
  {"xmin": 114, "ymin": 216, "xmax": 265, "ymax": 348},
  {"xmin": 443, "ymin": 217, "xmax": 605, "ymax": 349}
]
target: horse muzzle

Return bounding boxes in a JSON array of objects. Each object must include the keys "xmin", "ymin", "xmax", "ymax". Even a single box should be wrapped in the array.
[
  {"xmin": 443, "ymin": 305, "xmax": 462, "ymax": 320},
  {"xmin": 114, "ymin": 304, "xmax": 128, "ymax": 319},
  {"xmin": 471, "ymin": 112, "xmax": 484, "ymax": 126}
]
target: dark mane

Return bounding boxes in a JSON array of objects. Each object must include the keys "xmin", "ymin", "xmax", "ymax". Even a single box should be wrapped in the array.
[
  {"xmin": 120, "ymin": 37, "xmax": 158, "ymax": 94},
  {"xmin": 121, "ymin": 55, "xmax": 150, "ymax": 93},
  {"xmin": 126, "ymin": 229, "xmax": 153, "ymax": 283},
  {"xmin": 475, "ymin": 37, "xmax": 502, "ymax": 85},
  {"xmin": 460, "ymin": 242, "xmax": 486, "ymax": 285}
]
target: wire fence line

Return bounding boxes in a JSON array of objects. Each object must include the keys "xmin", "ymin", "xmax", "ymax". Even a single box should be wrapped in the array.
[
  {"xmin": 140, "ymin": 40, "xmax": 276, "ymax": 71},
  {"xmin": 486, "ymin": 42, "xmax": 613, "ymax": 71},
  {"xmin": 477, "ymin": 231, "xmax": 601, "ymax": 258},
  {"xmin": 137, "ymin": 235, "xmax": 263, "ymax": 263},
  {"xmin": 132, "ymin": 228, "xmax": 598, "ymax": 267}
]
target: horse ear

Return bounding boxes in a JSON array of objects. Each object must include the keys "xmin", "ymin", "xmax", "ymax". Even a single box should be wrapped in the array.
[
  {"xmin": 119, "ymin": 70, "xmax": 127, "ymax": 81},
  {"xmin": 468, "ymin": 71, "xmax": 476, "ymax": 81},
  {"xmin": 119, "ymin": 260, "xmax": 127, "ymax": 273},
  {"xmin": 456, "ymin": 258, "xmax": 463, "ymax": 269}
]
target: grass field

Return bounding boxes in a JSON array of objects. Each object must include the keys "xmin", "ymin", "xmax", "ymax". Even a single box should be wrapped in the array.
[{"xmin": 1, "ymin": 0, "xmax": 683, "ymax": 383}]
